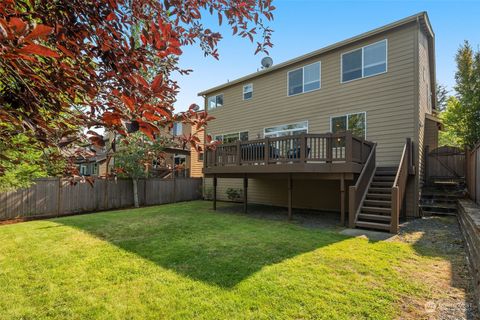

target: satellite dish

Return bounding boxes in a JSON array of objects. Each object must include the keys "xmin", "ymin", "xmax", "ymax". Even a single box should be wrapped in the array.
[{"xmin": 261, "ymin": 56, "xmax": 273, "ymax": 69}]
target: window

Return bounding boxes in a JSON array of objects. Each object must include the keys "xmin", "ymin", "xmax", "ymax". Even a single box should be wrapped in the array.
[
  {"xmin": 215, "ymin": 131, "xmax": 249, "ymax": 143},
  {"xmin": 79, "ymin": 164, "xmax": 87, "ymax": 176},
  {"xmin": 288, "ymin": 62, "xmax": 320, "ymax": 96},
  {"xmin": 243, "ymin": 84, "xmax": 253, "ymax": 100},
  {"xmin": 172, "ymin": 122, "xmax": 182, "ymax": 136},
  {"xmin": 198, "ymin": 152, "xmax": 204, "ymax": 161},
  {"xmin": 207, "ymin": 94, "xmax": 223, "ymax": 110},
  {"xmin": 264, "ymin": 121, "xmax": 308, "ymax": 138},
  {"xmin": 341, "ymin": 40, "xmax": 387, "ymax": 82},
  {"xmin": 330, "ymin": 112, "xmax": 366, "ymax": 139}
]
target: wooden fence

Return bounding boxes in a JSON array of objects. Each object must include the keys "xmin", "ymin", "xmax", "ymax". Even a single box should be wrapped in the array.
[
  {"xmin": 0, "ymin": 177, "xmax": 203, "ymax": 221},
  {"xmin": 467, "ymin": 144, "xmax": 480, "ymax": 205}
]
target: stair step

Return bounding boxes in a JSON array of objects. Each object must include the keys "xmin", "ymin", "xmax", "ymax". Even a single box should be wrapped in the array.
[
  {"xmin": 369, "ymin": 187, "xmax": 392, "ymax": 194},
  {"xmin": 358, "ymin": 213, "xmax": 391, "ymax": 222},
  {"xmin": 355, "ymin": 221, "xmax": 391, "ymax": 231},
  {"xmin": 371, "ymin": 181, "xmax": 393, "ymax": 187},
  {"xmin": 375, "ymin": 171, "xmax": 397, "ymax": 176},
  {"xmin": 366, "ymin": 193, "xmax": 391, "ymax": 200},
  {"xmin": 364, "ymin": 199, "xmax": 391, "ymax": 207},
  {"xmin": 361, "ymin": 206, "xmax": 391, "ymax": 214},
  {"xmin": 421, "ymin": 210, "xmax": 457, "ymax": 216},
  {"xmin": 419, "ymin": 203, "xmax": 457, "ymax": 210},
  {"xmin": 376, "ymin": 166, "xmax": 398, "ymax": 171},
  {"xmin": 373, "ymin": 176, "xmax": 395, "ymax": 182}
]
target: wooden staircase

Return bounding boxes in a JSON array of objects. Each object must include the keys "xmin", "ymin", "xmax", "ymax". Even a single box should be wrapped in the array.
[{"xmin": 355, "ymin": 167, "xmax": 397, "ymax": 231}]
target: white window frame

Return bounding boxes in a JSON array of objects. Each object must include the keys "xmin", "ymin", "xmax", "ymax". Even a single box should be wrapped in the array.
[
  {"xmin": 329, "ymin": 112, "xmax": 367, "ymax": 139},
  {"xmin": 340, "ymin": 39, "xmax": 388, "ymax": 83},
  {"xmin": 243, "ymin": 83, "xmax": 253, "ymax": 100},
  {"xmin": 214, "ymin": 131, "xmax": 249, "ymax": 143},
  {"xmin": 207, "ymin": 93, "xmax": 224, "ymax": 110},
  {"xmin": 287, "ymin": 62, "xmax": 321, "ymax": 97},
  {"xmin": 263, "ymin": 121, "xmax": 309, "ymax": 138}
]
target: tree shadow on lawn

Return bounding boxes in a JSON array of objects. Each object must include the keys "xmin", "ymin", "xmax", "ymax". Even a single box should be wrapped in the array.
[{"xmin": 56, "ymin": 201, "xmax": 349, "ymax": 288}]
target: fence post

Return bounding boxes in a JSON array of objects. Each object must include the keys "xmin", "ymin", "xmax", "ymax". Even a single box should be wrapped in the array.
[{"xmin": 56, "ymin": 178, "xmax": 62, "ymax": 217}]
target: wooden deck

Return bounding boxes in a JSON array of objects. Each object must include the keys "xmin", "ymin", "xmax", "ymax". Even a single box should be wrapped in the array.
[
  {"xmin": 204, "ymin": 132, "xmax": 374, "ymax": 177},
  {"xmin": 204, "ymin": 132, "xmax": 375, "ymax": 225}
]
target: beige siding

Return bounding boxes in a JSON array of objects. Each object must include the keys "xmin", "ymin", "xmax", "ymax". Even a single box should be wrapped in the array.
[
  {"xmin": 204, "ymin": 177, "xmax": 351, "ymax": 212},
  {"xmin": 190, "ymin": 128, "xmax": 205, "ymax": 178},
  {"xmin": 203, "ymin": 21, "xmax": 431, "ymax": 217},
  {"xmin": 207, "ymin": 23, "xmax": 417, "ymax": 166},
  {"xmin": 424, "ymin": 118, "xmax": 439, "ymax": 150},
  {"xmin": 413, "ymin": 28, "xmax": 434, "ymax": 214}
]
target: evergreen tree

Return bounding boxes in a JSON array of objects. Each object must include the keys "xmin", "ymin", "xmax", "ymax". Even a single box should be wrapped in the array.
[{"xmin": 454, "ymin": 41, "xmax": 480, "ymax": 148}]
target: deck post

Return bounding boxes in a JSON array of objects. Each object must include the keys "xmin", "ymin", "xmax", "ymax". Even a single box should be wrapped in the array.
[
  {"xmin": 340, "ymin": 173, "xmax": 345, "ymax": 225},
  {"xmin": 287, "ymin": 174, "xmax": 292, "ymax": 220},
  {"xmin": 345, "ymin": 132, "xmax": 353, "ymax": 163},
  {"xmin": 213, "ymin": 175, "xmax": 217, "ymax": 210},
  {"xmin": 326, "ymin": 133, "xmax": 333, "ymax": 163},
  {"xmin": 243, "ymin": 175, "xmax": 248, "ymax": 213}
]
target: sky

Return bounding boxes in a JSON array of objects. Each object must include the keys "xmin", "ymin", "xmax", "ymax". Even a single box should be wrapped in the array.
[{"xmin": 172, "ymin": 0, "xmax": 480, "ymax": 113}]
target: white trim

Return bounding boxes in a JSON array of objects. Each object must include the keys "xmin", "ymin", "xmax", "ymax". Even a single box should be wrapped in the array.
[
  {"xmin": 242, "ymin": 83, "xmax": 253, "ymax": 101},
  {"xmin": 287, "ymin": 62, "xmax": 321, "ymax": 97},
  {"xmin": 213, "ymin": 131, "xmax": 249, "ymax": 142},
  {"xmin": 340, "ymin": 39, "xmax": 388, "ymax": 84},
  {"xmin": 329, "ymin": 112, "xmax": 367, "ymax": 139},
  {"xmin": 207, "ymin": 93, "xmax": 224, "ymax": 110},
  {"xmin": 263, "ymin": 120, "xmax": 309, "ymax": 138}
]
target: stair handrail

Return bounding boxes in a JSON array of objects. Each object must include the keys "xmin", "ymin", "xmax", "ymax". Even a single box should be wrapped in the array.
[
  {"xmin": 348, "ymin": 143, "xmax": 377, "ymax": 228},
  {"xmin": 391, "ymin": 138, "xmax": 412, "ymax": 233}
]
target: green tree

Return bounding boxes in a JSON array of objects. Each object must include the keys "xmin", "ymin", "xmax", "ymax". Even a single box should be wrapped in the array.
[
  {"xmin": 0, "ymin": 134, "xmax": 48, "ymax": 192},
  {"xmin": 453, "ymin": 41, "xmax": 480, "ymax": 148},
  {"xmin": 439, "ymin": 97, "xmax": 467, "ymax": 146},
  {"xmin": 114, "ymin": 133, "xmax": 166, "ymax": 207},
  {"xmin": 435, "ymin": 83, "xmax": 449, "ymax": 111}
]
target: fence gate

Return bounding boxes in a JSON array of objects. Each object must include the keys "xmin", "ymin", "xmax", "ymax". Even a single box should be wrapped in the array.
[{"xmin": 425, "ymin": 146, "xmax": 465, "ymax": 185}]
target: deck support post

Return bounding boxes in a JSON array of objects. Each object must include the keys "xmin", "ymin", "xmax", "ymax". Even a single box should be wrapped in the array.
[
  {"xmin": 287, "ymin": 174, "xmax": 293, "ymax": 220},
  {"xmin": 213, "ymin": 175, "xmax": 217, "ymax": 210},
  {"xmin": 243, "ymin": 175, "xmax": 248, "ymax": 213},
  {"xmin": 340, "ymin": 173, "xmax": 345, "ymax": 225}
]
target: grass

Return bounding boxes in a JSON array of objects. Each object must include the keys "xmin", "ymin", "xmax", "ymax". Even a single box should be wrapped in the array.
[{"xmin": 0, "ymin": 200, "xmax": 446, "ymax": 319}]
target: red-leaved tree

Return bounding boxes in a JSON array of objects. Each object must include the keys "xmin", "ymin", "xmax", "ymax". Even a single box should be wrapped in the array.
[{"xmin": 0, "ymin": 0, "xmax": 274, "ymax": 176}]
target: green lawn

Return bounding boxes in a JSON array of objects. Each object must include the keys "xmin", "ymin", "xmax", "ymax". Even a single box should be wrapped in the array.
[{"xmin": 0, "ymin": 201, "xmax": 442, "ymax": 319}]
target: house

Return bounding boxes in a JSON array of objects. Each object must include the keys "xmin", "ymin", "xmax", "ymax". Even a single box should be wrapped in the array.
[
  {"xmin": 100, "ymin": 118, "xmax": 204, "ymax": 178},
  {"xmin": 198, "ymin": 12, "xmax": 441, "ymax": 233}
]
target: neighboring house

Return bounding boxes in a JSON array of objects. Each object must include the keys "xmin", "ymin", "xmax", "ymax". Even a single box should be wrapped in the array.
[
  {"xmin": 75, "ymin": 137, "xmax": 109, "ymax": 177},
  {"xmin": 199, "ymin": 12, "xmax": 441, "ymax": 233},
  {"xmin": 103, "ymin": 118, "xmax": 204, "ymax": 178}
]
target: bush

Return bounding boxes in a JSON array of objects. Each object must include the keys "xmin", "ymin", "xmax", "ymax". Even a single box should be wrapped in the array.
[{"xmin": 226, "ymin": 188, "xmax": 243, "ymax": 202}]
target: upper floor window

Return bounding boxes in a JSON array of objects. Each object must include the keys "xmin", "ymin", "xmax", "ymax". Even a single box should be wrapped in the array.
[
  {"xmin": 264, "ymin": 121, "xmax": 308, "ymax": 138},
  {"xmin": 172, "ymin": 122, "xmax": 182, "ymax": 136},
  {"xmin": 341, "ymin": 40, "xmax": 387, "ymax": 83},
  {"xmin": 243, "ymin": 84, "xmax": 253, "ymax": 100},
  {"xmin": 288, "ymin": 62, "xmax": 321, "ymax": 96},
  {"xmin": 331, "ymin": 112, "xmax": 366, "ymax": 139},
  {"xmin": 214, "ymin": 131, "xmax": 248, "ymax": 143},
  {"xmin": 207, "ymin": 94, "xmax": 223, "ymax": 110}
]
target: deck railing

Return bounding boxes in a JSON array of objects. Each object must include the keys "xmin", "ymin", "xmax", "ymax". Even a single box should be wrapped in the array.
[
  {"xmin": 390, "ymin": 138, "xmax": 414, "ymax": 233},
  {"xmin": 348, "ymin": 143, "xmax": 377, "ymax": 228},
  {"xmin": 205, "ymin": 132, "xmax": 374, "ymax": 168}
]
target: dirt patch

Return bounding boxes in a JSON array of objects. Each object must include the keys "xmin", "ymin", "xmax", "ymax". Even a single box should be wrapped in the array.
[{"xmin": 395, "ymin": 216, "xmax": 478, "ymax": 320}]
